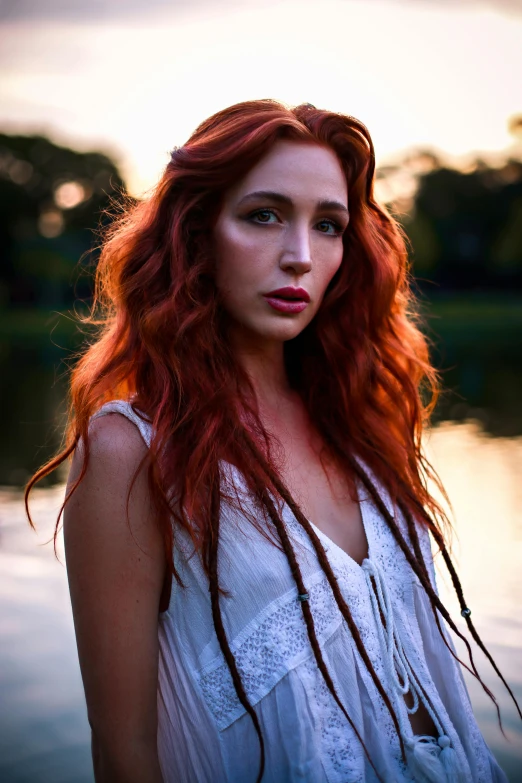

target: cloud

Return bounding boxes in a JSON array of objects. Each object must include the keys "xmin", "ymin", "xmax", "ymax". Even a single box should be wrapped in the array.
[
  {"xmin": 0, "ymin": 0, "xmax": 521, "ymax": 23},
  {"xmin": 0, "ymin": 0, "xmax": 209, "ymax": 23},
  {"xmin": 397, "ymin": 0, "xmax": 522, "ymax": 14}
]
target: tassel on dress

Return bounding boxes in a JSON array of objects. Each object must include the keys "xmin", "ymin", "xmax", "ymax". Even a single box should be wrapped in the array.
[
  {"xmin": 438, "ymin": 735, "xmax": 468, "ymax": 782},
  {"xmin": 405, "ymin": 735, "xmax": 447, "ymax": 783},
  {"xmin": 362, "ymin": 559, "xmax": 470, "ymax": 783}
]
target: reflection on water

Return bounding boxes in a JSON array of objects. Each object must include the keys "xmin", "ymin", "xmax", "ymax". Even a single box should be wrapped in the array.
[
  {"xmin": 0, "ymin": 487, "xmax": 92, "ymax": 783},
  {"xmin": 0, "ymin": 423, "xmax": 521, "ymax": 782},
  {"xmin": 426, "ymin": 424, "xmax": 522, "ymax": 779},
  {"xmin": 4, "ymin": 333, "xmax": 522, "ymax": 487}
]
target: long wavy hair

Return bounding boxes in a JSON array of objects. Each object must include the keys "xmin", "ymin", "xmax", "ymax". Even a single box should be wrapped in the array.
[{"xmin": 25, "ymin": 99, "xmax": 519, "ymax": 781}]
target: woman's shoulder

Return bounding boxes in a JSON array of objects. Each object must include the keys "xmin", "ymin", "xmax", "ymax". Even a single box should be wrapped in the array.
[
  {"xmin": 66, "ymin": 403, "xmax": 150, "ymax": 503},
  {"xmin": 66, "ymin": 399, "xmax": 153, "ymax": 496},
  {"xmin": 88, "ymin": 406, "xmax": 148, "ymax": 463},
  {"xmin": 89, "ymin": 398, "xmax": 154, "ymax": 450}
]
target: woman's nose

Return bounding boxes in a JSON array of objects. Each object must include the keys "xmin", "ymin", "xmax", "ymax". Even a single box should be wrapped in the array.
[{"xmin": 279, "ymin": 226, "xmax": 312, "ymax": 275}]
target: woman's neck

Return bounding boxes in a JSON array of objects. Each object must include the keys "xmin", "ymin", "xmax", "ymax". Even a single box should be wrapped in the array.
[{"xmin": 232, "ymin": 333, "xmax": 295, "ymax": 413}]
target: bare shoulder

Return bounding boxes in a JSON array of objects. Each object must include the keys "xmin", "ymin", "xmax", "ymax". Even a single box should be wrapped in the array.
[
  {"xmin": 69, "ymin": 410, "xmax": 149, "ymax": 487},
  {"xmin": 64, "ymin": 410, "xmax": 164, "ymax": 573},
  {"xmin": 63, "ymin": 410, "xmax": 166, "ymax": 768}
]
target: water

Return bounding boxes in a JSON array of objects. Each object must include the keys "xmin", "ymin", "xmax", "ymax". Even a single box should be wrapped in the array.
[
  {"xmin": 0, "ymin": 486, "xmax": 92, "ymax": 783},
  {"xmin": 1, "ymin": 422, "xmax": 521, "ymax": 782},
  {"xmin": 2, "ymin": 312, "xmax": 522, "ymax": 780},
  {"xmin": 424, "ymin": 423, "xmax": 522, "ymax": 779}
]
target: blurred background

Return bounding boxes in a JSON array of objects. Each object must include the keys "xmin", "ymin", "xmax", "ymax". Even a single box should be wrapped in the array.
[{"xmin": 1, "ymin": 0, "xmax": 521, "ymax": 781}]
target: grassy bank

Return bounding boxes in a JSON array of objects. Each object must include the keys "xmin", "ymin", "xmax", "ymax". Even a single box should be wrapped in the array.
[
  {"xmin": 420, "ymin": 295, "xmax": 522, "ymax": 345},
  {"xmin": 2, "ymin": 295, "xmax": 522, "ymax": 349}
]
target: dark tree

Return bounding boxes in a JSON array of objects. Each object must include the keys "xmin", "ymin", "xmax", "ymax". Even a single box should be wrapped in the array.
[
  {"xmin": 396, "ymin": 155, "xmax": 522, "ymax": 293},
  {"xmin": 0, "ymin": 133, "xmax": 127, "ymax": 308}
]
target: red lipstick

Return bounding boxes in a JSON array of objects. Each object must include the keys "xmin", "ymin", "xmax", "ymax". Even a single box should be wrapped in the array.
[{"xmin": 263, "ymin": 287, "xmax": 310, "ymax": 314}]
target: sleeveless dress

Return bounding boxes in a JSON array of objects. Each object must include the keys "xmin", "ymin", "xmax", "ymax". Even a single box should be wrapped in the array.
[{"xmin": 91, "ymin": 400, "xmax": 507, "ymax": 783}]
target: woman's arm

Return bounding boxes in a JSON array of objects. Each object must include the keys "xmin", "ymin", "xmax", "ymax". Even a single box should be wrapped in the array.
[{"xmin": 64, "ymin": 413, "xmax": 166, "ymax": 783}]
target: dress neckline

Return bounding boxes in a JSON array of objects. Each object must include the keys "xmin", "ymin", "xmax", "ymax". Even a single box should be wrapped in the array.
[
  {"xmin": 222, "ymin": 458, "xmax": 379, "ymax": 572},
  {"xmin": 281, "ymin": 478, "xmax": 375, "ymax": 573}
]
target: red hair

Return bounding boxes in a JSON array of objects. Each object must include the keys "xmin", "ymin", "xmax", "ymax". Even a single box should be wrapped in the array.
[
  {"xmin": 25, "ymin": 99, "xmax": 519, "ymax": 781},
  {"xmin": 28, "ymin": 99, "xmax": 441, "ymax": 539}
]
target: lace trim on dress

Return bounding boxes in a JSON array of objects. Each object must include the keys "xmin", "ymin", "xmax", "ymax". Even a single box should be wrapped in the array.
[
  {"xmin": 197, "ymin": 570, "xmax": 344, "ymax": 731},
  {"xmin": 449, "ymin": 657, "xmax": 490, "ymax": 782},
  {"xmin": 412, "ymin": 528, "xmax": 490, "ymax": 783},
  {"xmin": 282, "ymin": 486, "xmax": 473, "ymax": 782},
  {"xmin": 298, "ymin": 655, "xmax": 365, "ymax": 783},
  {"xmin": 281, "ymin": 490, "xmax": 413, "ymax": 777}
]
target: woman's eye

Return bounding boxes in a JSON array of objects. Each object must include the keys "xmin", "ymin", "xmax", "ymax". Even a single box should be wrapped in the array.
[
  {"xmin": 316, "ymin": 219, "xmax": 343, "ymax": 236},
  {"xmin": 250, "ymin": 209, "xmax": 278, "ymax": 224},
  {"xmin": 246, "ymin": 211, "xmax": 343, "ymax": 234}
]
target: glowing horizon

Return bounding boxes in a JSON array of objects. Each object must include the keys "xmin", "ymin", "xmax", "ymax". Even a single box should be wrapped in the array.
[{"xmin": 0, "ymin": 0, "xmax": 521, "ymax": 195}]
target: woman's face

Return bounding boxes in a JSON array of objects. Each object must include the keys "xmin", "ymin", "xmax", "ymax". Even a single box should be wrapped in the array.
[{"xmin": 213, "ymin": 140, "xmax": 349, "ymax": 348}]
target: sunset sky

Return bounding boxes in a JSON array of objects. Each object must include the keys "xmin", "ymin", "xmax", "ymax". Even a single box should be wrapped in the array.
[{"xmin": 0, "ymin": 0, "xmax": 521, "ymax": 194}]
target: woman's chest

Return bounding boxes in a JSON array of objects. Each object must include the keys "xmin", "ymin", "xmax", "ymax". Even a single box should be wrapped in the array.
[
  {"xmin": 172, "ymin": 473, "xmax": 419, "ymax": 670},
  {"xmin": 272, "ymin": 433, "xmax": 369, "ymax": 567},
  {"xmin": 165, "ymin": 487, "xmax": 423, "ymax": 759}
]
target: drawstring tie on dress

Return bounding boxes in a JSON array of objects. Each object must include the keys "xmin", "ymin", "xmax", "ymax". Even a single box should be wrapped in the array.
[{"xmin": 362, "ymin": 559, "xmax": 467, "ymax": 783}]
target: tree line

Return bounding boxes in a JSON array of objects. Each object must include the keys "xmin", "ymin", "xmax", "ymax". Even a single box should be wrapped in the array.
[{"xmin": 1, "ymin": 132, "xmax": 521, "ymax": 314}]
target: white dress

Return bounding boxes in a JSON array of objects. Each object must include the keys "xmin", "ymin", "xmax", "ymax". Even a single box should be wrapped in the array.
[{"xmin": 91, "ymin": 400, "xmax": 507, "ymax": 783}]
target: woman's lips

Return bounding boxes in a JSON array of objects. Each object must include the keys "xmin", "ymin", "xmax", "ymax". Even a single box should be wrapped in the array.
[
  {"xmin": 264, "ymin": 297, "xmax": 308, "ymax": 313},
  {"xmin": 263, "ymin": 286, "xmax": 310, "ymax": 314}
]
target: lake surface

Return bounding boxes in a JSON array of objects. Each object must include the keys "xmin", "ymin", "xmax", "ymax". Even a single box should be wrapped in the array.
[{"xmin": 0, "ymin": 421, "xmax": 521, "ymax": 782}]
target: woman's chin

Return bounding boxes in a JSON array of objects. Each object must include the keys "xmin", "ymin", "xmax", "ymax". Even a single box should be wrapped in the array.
[
  {"xmin": 255, "ymin": 317, "xmax": 309, "ymax": 343},
  {"xmin": 230, "ymin": 317, "xmax": 308, "ymax": 347}
]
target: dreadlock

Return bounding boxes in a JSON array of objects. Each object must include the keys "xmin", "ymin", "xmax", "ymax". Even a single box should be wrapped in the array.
[
  {"xmin": 24, "ymin": 98, "xmax": 521, "ymax": 783},
  {"xmin": 207, "ymin": 469, "xmax": 266, "ymax": 783},
  {"xmin": 202, "ymin": 427, "xmax": 521, "ymax": 783},
  {"xmin": 346, "ymin": 450, "xmax": 521, "ymax": 726}
]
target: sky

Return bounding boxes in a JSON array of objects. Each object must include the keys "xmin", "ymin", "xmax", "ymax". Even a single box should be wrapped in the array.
[{"xmin": 0, "ymin": 0, "xmax": 521, "ymax": 195}]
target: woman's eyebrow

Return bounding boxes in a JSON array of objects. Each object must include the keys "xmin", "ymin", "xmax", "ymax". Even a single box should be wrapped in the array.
[{"xmin": 238, "ymin": 190, "xmax": 349, "ymax": 216}]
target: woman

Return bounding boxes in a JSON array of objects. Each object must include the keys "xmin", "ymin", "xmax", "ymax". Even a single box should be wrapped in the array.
[{"xmin": 26, "ymin": 99, "xmax": 518, "ymax": 783}]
